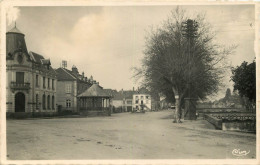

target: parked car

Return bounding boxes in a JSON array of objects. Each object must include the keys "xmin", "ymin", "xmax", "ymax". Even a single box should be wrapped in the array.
[{"xmin": 170, "ymin": 105, "xmax": 176, "ymax": 109}]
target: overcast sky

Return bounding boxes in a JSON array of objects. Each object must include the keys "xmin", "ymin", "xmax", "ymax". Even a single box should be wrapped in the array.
[{"xmin": 6, "ymin": 5, "xmax": 255, "ymax": 100}]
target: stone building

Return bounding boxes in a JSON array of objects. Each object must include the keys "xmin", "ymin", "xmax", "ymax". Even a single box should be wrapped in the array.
[
  {"xmin": 55, "ymin": 65, "xmax": 95, "ymax": 112},
  {"xmin": 6, "ymin": 25, "xmax": 57, "ymax": 116}
]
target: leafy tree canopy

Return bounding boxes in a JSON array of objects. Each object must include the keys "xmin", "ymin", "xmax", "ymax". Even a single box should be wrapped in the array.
[
  {"xmin": 134, "ymin": 7, "xmax": 235, "ymax": 122},
  {"xmin": 231, "ymin": 60, "xmax": 256, "ymax": 103}
]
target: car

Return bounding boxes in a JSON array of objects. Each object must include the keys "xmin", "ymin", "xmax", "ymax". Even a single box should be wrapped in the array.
[{"xmin": 170, "ymin": 105, "xmax": 176, "ymax": 109}]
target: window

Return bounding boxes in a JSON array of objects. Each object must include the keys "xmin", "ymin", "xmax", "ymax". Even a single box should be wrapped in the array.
[
  {"xmin": 66, "ymin": 84, "xmax": 72, "ymax": 93},
  {"xmin": 48, "ymin": 78, "xmax": 50, "ymax": 88},
  {"xmin": 52, "ymin": 79, "xmax": 55, "ymax": 90},
  {"xmin": 135, "ymin": 96, "xmax": 138, "ymax": 99},
  {"xmin": 36, "ymin": 75, "xmax": 39, "ymax": 87},
  {"xmin": 36, "ymin": 94, "xmax": 39, "ymax": 110},
  {"xmin": 66, "ymin": 99, "xmax": 71, "ymax": 108},
  {"xmin": 16, "ymin": 72, "xmax": 24, "ymax": 84},
  {"xmin": 146, "ymin": 96, "xmax": 149, "ymax": 99},
  {"xmin": 43, "ymin": 77, "xmax": 46, "ymax": 88},
  {"xmin": 52, "ymin": 96, "xmax": 55, "ymax": 109},
  {"xmin": 42, "ymin": 94, "xmax": 46, "ymax": 110},
  {"xmin": 141, "ymin": 96, "xmax": 144, "ymax": 99},
  {"xmin": 127, "ymin": 100, "xmax": 132, "ymax": 104},
  {"xmin": 47, "ymin": 95, "xmax": 50, "ymax": 109},
  {"xmin": 135, "ymin": 100, "xmax": 138, "ymax": 104}
]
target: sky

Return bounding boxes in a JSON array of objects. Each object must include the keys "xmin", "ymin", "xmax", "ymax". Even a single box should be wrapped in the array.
[{"xmin": 6, "ymin": 5, "xmax": 255, "ymax": 100}]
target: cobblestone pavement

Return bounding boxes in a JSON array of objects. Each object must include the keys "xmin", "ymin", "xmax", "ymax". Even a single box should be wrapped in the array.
[{"xmin": 6, "ymin": 110, "xmax": 256, "ymax": 160}]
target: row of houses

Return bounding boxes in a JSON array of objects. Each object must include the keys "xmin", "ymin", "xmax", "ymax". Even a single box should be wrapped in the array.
[{"xmin": 6, "ymin": 25, "xmax": 154, "ymax": 116}]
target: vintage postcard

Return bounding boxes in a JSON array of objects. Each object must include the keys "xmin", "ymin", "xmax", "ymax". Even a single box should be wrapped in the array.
[{"xmin": 0, "ymin": 0, "xmax": 259, "ymax": 164}]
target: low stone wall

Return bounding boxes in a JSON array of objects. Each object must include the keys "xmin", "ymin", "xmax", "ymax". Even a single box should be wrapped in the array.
[
  {"xmin": 222, "ymin": 121, "xmax": 256, "ymax": 133},
  {"xmin": 204, "ymin": 114, "xmax": 222, "ymax": 129},
  {"xmin": 204, "ymin": 113, "xmax": 256, "ymax": 133}
]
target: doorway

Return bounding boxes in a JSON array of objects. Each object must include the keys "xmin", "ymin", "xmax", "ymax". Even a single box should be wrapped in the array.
[{"xmin": 15, "ymin": 92, "xmax": 25, "ymax": 112}]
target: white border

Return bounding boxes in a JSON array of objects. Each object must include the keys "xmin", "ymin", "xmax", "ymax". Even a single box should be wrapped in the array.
[{"xmin": 0, "ymin": 0, "xmax": 259, "ymax": 165}]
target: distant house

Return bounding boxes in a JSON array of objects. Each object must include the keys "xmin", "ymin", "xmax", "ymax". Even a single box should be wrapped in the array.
[
  {"xmin": 55, "ymin": 65, "xmax": 96, "ymax": 112},
  {"xmin": 112, "ymin": 91, "xmax": 124, "ymax": 112},
  {"xmin": 104, "ymin": 89, "xmax": 135, "ymax": 113},
  {"xmin": 123, "ymin": 90, "xmax": 135, "ymax": 112},
  {"xmin": 132, "ymin": 87, "xmax": 151, "ymax": 112}
]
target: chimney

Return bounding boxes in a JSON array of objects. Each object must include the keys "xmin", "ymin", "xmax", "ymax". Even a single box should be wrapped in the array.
[{"xmin": 72, "ymin": 65, "xmax": 79, "ymax": 74}]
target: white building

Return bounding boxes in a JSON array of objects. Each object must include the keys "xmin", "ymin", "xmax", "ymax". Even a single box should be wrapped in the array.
[{"xmin": 132, "ymin": 87, "xmax": 151, "ymax": 112}]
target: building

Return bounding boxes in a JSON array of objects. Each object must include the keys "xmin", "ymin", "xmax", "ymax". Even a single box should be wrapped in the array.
[
  {"xmin": 105, "ymin": 89, "xmax": 134, "ymax": 113},
  {"xmin": 55, "ymin": 65, "xmax": 95, "ymax": 112},
  {"xmin": 6, "ymin": 25, "xmax": 57, "ymax": 116},
  {"xmin": 122, "ymin": 90, "xmax": 135, "ymax": 112},
  {"xmin": 132, "ymin": 87, "xmax": 152, "ymax": 112}
]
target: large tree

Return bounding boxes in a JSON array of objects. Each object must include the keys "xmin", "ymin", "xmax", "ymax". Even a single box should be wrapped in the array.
[
  {"xmin": 135, "ymin": 7, "xmax": 235, "ymax": 122},
  {"xmin": 231, "ymin": 60, "xmax": 256, "ymax": 111}
]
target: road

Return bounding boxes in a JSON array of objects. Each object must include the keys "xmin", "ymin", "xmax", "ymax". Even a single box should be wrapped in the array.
[{"xmin": 7, "ymin": 110, "xmax": 256, "ymax": 159}]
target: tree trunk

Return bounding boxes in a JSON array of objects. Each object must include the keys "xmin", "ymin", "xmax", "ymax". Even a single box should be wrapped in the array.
[
  {"xmin": 172, "ymin": 87, "xmax": 182, "ymax": 123},
  {"xmin": 175, "ymin": 97, "xmax": 182, "ymax": 123}
]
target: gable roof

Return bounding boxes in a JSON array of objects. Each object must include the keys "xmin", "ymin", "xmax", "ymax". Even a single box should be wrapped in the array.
[
  {"xmin": 55, "ymin": 68, "xmax": 76, "ymax": 81},
  {"xmin": 78, "ymin": 84, "xmax": 111, "ymax": 97}
]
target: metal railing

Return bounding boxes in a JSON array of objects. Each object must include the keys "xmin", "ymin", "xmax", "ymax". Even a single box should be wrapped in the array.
[{"xmin": 10, "ymin": 82, "xmax": 30, "ymax": 89}]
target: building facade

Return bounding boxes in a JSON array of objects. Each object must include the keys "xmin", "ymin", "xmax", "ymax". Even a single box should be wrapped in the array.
[
  {"xmin": 55, "ymin": 65, "xmax": 94, "ymax": 112},
  {"xmin": 6, "ymin": 26, "xmax": 57, "ymax": 116},
  {"xmin": 132, "ymin": 88, "xmax": 151, "ymax": 112}
]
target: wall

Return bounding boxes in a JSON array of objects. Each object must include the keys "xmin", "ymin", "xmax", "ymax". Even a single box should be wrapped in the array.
[
  {"xmin": 222, "ymin": 121, "xmax": 256, "ymax": 133},
  {"xmin": 56, "ymin": 80, "xmax": 77, "ymax": 111},
  {"xmin": 113, "ymin": 100, "xmax": 123, "ymax": 108}
]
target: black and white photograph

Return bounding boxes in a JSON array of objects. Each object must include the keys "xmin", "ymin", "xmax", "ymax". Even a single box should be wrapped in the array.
[{"xmin": 0, "ymin": 1, "xmax": 258, "ymax": 164}]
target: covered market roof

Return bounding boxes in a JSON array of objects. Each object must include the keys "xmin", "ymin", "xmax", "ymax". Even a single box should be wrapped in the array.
[{"xmin": 78, "ymin": 84, "xmax": 111, "ymax": 98}]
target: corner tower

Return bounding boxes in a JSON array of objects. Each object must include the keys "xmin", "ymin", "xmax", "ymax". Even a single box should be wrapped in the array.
[{"xmin": 6, "ymin": 24, "xmax": 28, "ymax": 58}]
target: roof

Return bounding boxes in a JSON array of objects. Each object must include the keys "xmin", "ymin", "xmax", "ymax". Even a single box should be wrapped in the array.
[
  {"xmin": 7, "ymin": 26, "xmax": 23, "ymax": 35},
  {"xmin": 29, "ymin": 51, "xmax": 56, "ymax": 75},
  {"xmin": 55, "ymin": 68, "xmax": 76, "ymax": 81},
  {"xmin": 103, "ymin": 89, "xmax": 117, "ymax": 97},
  {"xmin": 78, "ymin": 84, "xmax": 111, "ymax": 97},
  {"xmin": 113, "ymin": 92, "xmax": 124, "ymax": 100},
  {"xmin": 123, "ymin": 90, "xmax": 135, "ymax": 99}
]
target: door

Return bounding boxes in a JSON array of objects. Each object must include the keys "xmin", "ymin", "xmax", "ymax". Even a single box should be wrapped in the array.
[{"xmin": 15, "ymin": 92, "xmax": 25, "ymax": 112}]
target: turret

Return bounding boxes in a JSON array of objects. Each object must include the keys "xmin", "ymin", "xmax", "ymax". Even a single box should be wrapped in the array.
[{"xmin": 6, "ymin": 24, "xmax": 28, "ymax": 57}]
